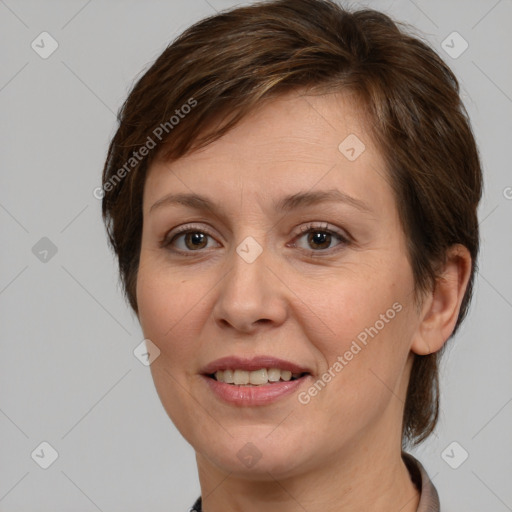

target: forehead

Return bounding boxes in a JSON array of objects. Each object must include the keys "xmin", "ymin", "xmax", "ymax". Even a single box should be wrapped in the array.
[{"xmin": 143, "ymin": 90, "xmax": 390, "ymax": 214}]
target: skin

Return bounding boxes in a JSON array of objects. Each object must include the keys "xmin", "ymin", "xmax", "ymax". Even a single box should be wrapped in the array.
[{"xmin": 136, "ymin": 89, "xmax": 471, "ymax": 512}]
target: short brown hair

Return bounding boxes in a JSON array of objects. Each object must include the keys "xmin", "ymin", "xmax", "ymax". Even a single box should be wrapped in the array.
[{"xmin": 101, "ymin": 0, "xmax": 482, "ymax": 446}]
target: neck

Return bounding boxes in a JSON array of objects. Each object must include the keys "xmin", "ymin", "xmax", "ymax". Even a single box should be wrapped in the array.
[{"xmin": 195, "ymin": 443, "xmax": 420, "ymax": 512}]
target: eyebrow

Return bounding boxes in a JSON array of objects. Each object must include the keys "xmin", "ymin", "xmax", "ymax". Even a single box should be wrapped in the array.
[{"xmin": 149, "ymin": 189, "xmax": 372, "ymax": 215}]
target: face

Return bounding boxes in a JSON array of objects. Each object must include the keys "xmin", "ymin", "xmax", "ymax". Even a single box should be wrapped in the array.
[{"xmin": 137, "ymin": 90, "xmax": 422, "ymax": 480}]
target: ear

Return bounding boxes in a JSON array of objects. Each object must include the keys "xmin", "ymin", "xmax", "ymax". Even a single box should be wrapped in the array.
[{"xmin": 411, "ymin": 244, "xmax": 472, "ymax": 355}]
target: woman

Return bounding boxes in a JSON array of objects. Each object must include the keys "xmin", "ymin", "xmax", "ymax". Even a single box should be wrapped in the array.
[{"xmin": 101, "ymin": 0, "xmax": 482, "ymax": 510}]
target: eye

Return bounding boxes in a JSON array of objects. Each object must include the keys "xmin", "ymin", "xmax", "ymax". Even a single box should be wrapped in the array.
[
  {"xmin": 291, "ymin": 222, "xmax": 349, "ymax": 253},
  {"xmin": 162, "ymin": 222, "xmax": 350, "ymax": 257},
  {"xmin": 162, "ymin": 224, "xmax": 220, "ymax": 254}
]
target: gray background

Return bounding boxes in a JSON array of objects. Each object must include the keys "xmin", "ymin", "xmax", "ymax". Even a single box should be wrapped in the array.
[{"xmin": 1, "ymin": 0, "xmax": 511, "ymax": 510}]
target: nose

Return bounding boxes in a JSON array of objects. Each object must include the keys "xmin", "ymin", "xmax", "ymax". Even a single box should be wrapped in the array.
[{"xmin": 212, "ymin": 240, "xmax": 288, "ymax": 334}]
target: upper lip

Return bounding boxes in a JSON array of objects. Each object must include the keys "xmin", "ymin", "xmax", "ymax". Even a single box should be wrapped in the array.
[{"xmin": 201, "ymin": 356, "xmax": 311, "ymax": 375}]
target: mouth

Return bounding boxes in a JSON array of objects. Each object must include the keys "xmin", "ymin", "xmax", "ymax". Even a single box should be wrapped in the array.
[
  {"xmin": 200, "ymin": 356, "xmax": 312, "ymax": 405},
  {"xmin": 207, "ymin": 368, "xmax": 309, "ymax": 386}
]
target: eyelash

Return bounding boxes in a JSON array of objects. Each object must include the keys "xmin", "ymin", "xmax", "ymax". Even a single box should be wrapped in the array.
[{"xmin": 162, "ymin": 222, "xmax": 350, "ymax": 258}]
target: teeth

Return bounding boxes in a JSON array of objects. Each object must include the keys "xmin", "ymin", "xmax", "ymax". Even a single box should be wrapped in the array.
[
  {"xmin": 213, "ymin": 368, "xmax": 304, "ymax": 385},
  {"xmin": 249, "ymin": 368, "xmax": 268, "ymax": 385},
  {"xmin": 233, "ymin": 369, "xmax": 249, "ymax": 385},
  {"xmin": 281, "ymin": 370, "xmax": 292, "ymax": 381},
  {"xmin": 267, "ymin": 368, "xmax": 281, "ymax": 382}
]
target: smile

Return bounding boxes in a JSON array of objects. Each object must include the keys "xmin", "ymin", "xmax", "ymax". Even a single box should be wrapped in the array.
[{"xmin": 200, "ymin": 355, "xmax": 312, "ymax": 405}]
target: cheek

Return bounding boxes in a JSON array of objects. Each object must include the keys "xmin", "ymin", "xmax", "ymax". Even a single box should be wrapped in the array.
[
  {"xmin": 136, "ymin": 256, "xmax": 201, "ymax": 360},
  {"xmin": 299, "ymin": 268, "xmax": 414, "ymax": 411},
  {"xmin": 136, "ymin": 260, "xmax": 210, "ymax": 439},
  {"xmin": 302, "ymin": 269, "xmax": 407, "ymax": 356},
  {"xmin": 137, "ymin": 245, "xmax": 198, "ymax": 328}
]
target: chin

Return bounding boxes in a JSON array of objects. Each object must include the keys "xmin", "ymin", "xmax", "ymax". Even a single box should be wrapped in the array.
[
  {"xmin": 194, "ymin": 426, "xmax": 318, "ymax": 480},
  {"xmin": 205, "ymin": 448, "xmax": 305, "ymax": 480}
]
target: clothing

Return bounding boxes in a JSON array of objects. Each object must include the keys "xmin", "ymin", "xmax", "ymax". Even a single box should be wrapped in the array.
[
  {"xmin": 189, "ymin": 452, "xmax": 440, "ymax": 511},
  {"xmin": 402, "ymin": 452, "xmax": 440, "ymax": 511}
]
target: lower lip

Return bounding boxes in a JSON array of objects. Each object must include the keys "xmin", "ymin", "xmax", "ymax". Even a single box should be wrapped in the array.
[{"xmin": 202, "ymin": 375, "xmax": 309, "ymax": 406}]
